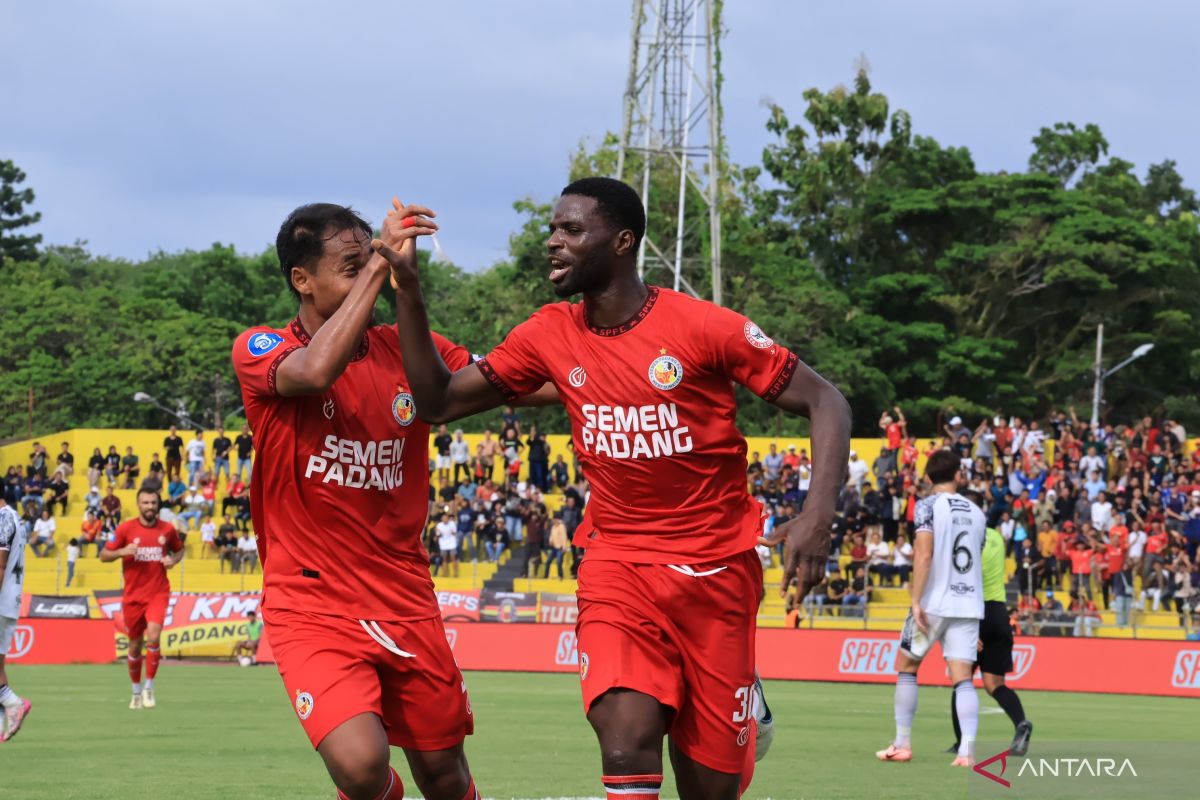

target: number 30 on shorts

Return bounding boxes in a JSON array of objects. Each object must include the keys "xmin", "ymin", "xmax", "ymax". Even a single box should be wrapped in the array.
[{"xmin": 732, "ymin": 684, "xmax": 755, "ymax": 723}]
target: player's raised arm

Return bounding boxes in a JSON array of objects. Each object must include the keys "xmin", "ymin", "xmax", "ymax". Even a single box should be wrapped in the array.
[
  {"xmin": 273, "ymin": 206, "xmax": 438, "ymax": 397},
  {"xmin": 375, "ymin": 206, "xmax": 522, "ymax": 423}
]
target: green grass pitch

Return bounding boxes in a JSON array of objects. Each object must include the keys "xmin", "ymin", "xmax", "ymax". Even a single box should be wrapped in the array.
[{"xmin": 3, "ymin": 665, "xmax": 1194, "ymax": 799}]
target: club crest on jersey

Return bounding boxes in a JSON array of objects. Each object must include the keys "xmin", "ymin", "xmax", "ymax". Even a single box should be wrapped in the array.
[
  {"xmin": 744, "ymin": 321, "xmax": 774, "ymax": 350},
  {"xmin": 392, "ymin": 392, "xmax": 416, "ymax": 427},
  {"xmin": 648, "ymin": 350, "xmax": 683, "ymax": 391},
  {"xmin": 568, "ymin": 365, "xmax": 587, "ymax": 388},
  {"xmin": 295, "ymin": 691, "xmax": 314, "ymax": 720},
  {"xmin": 579, "ymin": 652, "xmax": 590, "ymax": 681},
  {"xmin": 247, "ymin": 331, "xmax": 283, "ymax": 357}
]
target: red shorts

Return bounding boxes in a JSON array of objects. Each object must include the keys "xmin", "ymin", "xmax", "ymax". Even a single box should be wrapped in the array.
[
  {"xmin": 575, "ymin": 549, "xmax": 763, "ymax": 773},
  {"xmin": 118, "ymin": 592, "xmax": 170, "ymax": 641},
  {"xmin": 263, "ymin": 608, "xmax": 473, "ymax": 751}
]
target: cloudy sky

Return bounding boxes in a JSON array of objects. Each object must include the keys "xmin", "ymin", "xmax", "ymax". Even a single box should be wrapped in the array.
[{"xmin": 6, "ymin": 0, "xmax": 1197, "ymax": 270}]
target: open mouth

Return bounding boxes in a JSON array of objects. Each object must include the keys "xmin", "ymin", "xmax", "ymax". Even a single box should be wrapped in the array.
[{"xmin": 548, "ymin": 259, "xmax": 571, "ymax": 283}]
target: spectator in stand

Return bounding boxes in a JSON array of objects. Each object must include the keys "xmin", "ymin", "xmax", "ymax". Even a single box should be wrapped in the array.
[
  {"xmin": 522, "ymin": 502, "xmax": 547, "ymax": 578},
  {"xmin": 449, "ymin": 429, "xmax": 471, "ymax": 485},
  {"xmin": 499, "ymin": 425, "xmax": 523, "ymax": 476},
  {"xmin": 56, "ymin": 442, "xmax": 75, "ymax": 477},
  {"xmin": 223, "ymin": 480, "xmax": 247, "ymax": 517},
  {"xmin": 179, "ymin": 486, "xmax": 204, "ymax": 531},
  {"xmin": 847, "ymin": 566, "xmax": 872, "ymax": 615},
  {"xmin": 45, "ymin": 472, "xmax": 69, "ymax": 516},
  {"xmin": 434, "ymin": 512, "xmax": 458, "ymax": 577},
  {"xmin": 501, "ymin": 405, "xmax": 521, "ymax": 434},
  {"xmin": 80, "ymin": 510, "xmax": 103, "ymax": 556},
  {"xmin": 1069, "ymin": 592, "xmax": 1101, "ymax": 637},
  {"xmin": 28, "ymin": 441, "xmax": 49, "ymax": 478},
  {"xmin": 550, "ymin": 455, "xmax": 570, "ymax": 490},
  {"xmin": 454, "ymin": 500, "xmax": 476, "ymax": 563},
  {"xmin": 20, "ymin": 471, "xmax": 45, "ymax": 513},
  {"xmin": 825, "ymin": 571, "xmax": 850, "ymax": 616},
  {"xmin": 865, "ymin": 531, "xmax": 891, "ymax": 586},
  {"xmin": 185, "ymin": 431, "xmax": 206, "ymax": 487},
  {"xmin": 1090, "ymin": 490, "xmax": 1114, "ymax": 533},
  {"xmin": 199, "ymin": 475, "xmax": 217, "ymax": 517},
  {"xmin": 163, "ymin": 426, "xmax": 184, "ymax": 482},
  {"xmin": 847, "ymin": 450, "xmax": 869, "ymax": 492},
  {"xmin": 527, "ymin": 427, "xmax": 550, "ymax": 493},
  {"xmin": 1170, "ymin": 559, "xmax": 1196, "ymax": 626},
  {"xmin": 844, "ymin": 532, "xmax": 868, "ymax": 582},
  {"xmin": 99, "ymin": 485, "xmax": 122, "ymax": 528},
  {"xmin": 891, "ymin": 533, "xmax": 913, "ymax": 588},
  {"xmin": 762, "ymin": 443, "xmax": 784, "ymax": 483},
  {"xmin": 65, "ymin": 538, "xmax": 80, "ymax": 586},
  {"xmin": 478, "ymin": 430, "xmax": 499, "ymax": 482},
  {"xmin": 234, "ymin": 425, "xmax": 254, "ymax": 483},
  {"xmin": 238, "ymin": 532, "xmax": 258, "ymax": 573},
  {"xmin": 879, "ymin": 406, "xmax": 907, "ymax": 473},
  {"xmin": 119, "ymin": 446, "xmax": 140, "ymax": 489},
  {"xmin": 1068, "ymin": 538, "xmax": 1093, "ymax": 599},
  {"xmin": 195, "ymin": 516, "xmax": 215, "ymax": 557},
  {"xmin": 234, "ymin": 491, "xmax": 252, "ymax": 532},
  {"xmin": 2, "ymin": 468, "xmax": 20, "ymax": 505},
  {"xmin": 484, "ymin": 512, "xmax": 508, "ymax": 563},
  {"xmin": 103, "ymin": 445, "xmax": 121, "ymax": 485},
  {"xmin": 146, "ymin": 453, "xmax": 165, "ymax": 487},
  {"xmin": 215, "ymin": 524, "xmax": 239, "ymax": 573},
  {"xmin": 433, "ymin": 424, "xmax": 453, "ymax": 484},
  {"xmin": 544, "ymin": 515, "xmax": 568, "ymax": 579},
  {"xmin": 1079, "ymin": 445, "xmax": 1106, "ymax": 481},
  {"xmin": 86, "ymin": 447, "xmax": 105, "ymax": 487},
  {"xmin": 165, "ymin": 475, "xmax": 187, "ymax": 511},
  {"xmin": 1016, "ymin": 539, "xmax": 1040, "ymax": 596},
  {"xmin": 1036, "ymin": 520, "xmax": 1059, "ymax": 590},
  {"xmin": 1040, "ymin": 590, "xmax": 1066, "ymax": 636},
  {"xmin": 80, "ymin": 485, "xmax": 101, "ymax": 518},
  {"xmin": 212, "ymin": 427, "xmax": 232, "ymax": 486},
  {"xmin": 30, "ymin": 509, "xmax": 57, "ymax": 557}
]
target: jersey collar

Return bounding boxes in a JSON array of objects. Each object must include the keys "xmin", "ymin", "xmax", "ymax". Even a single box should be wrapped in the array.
[
  {"xmin": 289, "ymin": 317, "xmax": 371, "ymax": 361},
  {"xmin": 584, "ymin": 285, "xmax": 660, "ymax": 337}
]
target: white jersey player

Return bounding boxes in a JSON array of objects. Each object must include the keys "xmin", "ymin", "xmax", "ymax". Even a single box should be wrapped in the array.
[
  {"xmin": 876, "ymin": 449, "xmax": 984, "ymax": 767},
  {"xmin": 0, "ymin": 496, "xmax": 33, "ymax": 741}
]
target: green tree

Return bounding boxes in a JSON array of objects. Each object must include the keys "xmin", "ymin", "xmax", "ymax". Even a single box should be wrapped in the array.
[{"xmin": 0, "ymin": 160, "xmax": 42, "ymax": 262}]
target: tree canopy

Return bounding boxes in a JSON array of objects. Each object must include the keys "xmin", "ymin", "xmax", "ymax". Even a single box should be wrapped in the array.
[{"xmin": 2, "ymin": 67, "xmax": 1196, "ymax": 439}]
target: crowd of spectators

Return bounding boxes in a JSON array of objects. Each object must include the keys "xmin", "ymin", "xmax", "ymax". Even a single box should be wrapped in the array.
[
  {"xmin": 761, "ymin": 406, "xmax": 1200, "ymax": 637},
  {"xmin": 422, "ymin": 409, "xmax": 589, "ymax": 580},
  {"xmin": 1, "ymin": 425, "xmax": 257, "ymax": 566}
]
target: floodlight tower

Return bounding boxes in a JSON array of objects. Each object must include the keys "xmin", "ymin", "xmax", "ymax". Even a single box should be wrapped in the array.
[{"xmin": 615, "ymin": 0, "xmax": 724, "ymax": 305}]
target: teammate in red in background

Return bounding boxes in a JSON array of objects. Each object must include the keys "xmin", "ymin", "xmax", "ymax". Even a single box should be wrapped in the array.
[
  {"xmin": 382, "ymin": 177, "xmax": 852, "ymax": 800},
  {"xmin": 232, "ymin": 202, "xmax": 549, "ymax": 800},
  {"xmin": 99, "ymin": 487, "xmax": 183, "ymax": 710}
]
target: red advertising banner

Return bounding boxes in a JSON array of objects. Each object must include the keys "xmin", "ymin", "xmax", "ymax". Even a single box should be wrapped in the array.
[
  {"xmin": 4, "ymin": 619, "xmax": 115, "ymax": 664},
  {"xmin": 436, "ymin": 624, "xmax": 1200, "ymax": 698},
  {"xmin": 436, "ymin": 589, "xmax": 481, "ymax": 622}
]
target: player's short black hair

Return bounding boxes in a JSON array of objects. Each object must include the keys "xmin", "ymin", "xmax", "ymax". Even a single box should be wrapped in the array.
[
  {"xmin": 135, "ymin": 485, "xmax": 161, "ymax": 504},
  {"xmin": 561, "ymin": 177, "xmax": 646, "ymax": 248},
  {"xmin": 925, "ymin": 449, "xmax": 962, "ymax": 485},
  {"xmin": 276, "ymin": 203, "xmax": 373, "ymax": 299}
]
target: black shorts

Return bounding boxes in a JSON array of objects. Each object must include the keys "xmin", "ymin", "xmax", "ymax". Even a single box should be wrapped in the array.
[{"xmin": 977, "ymin": 600, "xmax": 1013, "ymax": 675}]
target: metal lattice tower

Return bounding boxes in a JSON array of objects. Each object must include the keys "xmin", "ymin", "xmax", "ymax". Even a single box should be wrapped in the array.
[{"xmin": 616, "ymin": 0, "xmax": 723, "ymax": 305}]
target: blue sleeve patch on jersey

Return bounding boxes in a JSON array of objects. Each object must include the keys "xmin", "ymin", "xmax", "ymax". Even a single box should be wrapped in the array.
[{"xmin": 247, "ymin": 332, "xmax": 284, "ymax": 357}]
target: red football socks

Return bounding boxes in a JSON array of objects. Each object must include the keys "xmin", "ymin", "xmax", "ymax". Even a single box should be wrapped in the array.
[
  {"xmin": 127, "ymin": 654, "xmax": 143, "ymax": 684},
  {"xmin": 145, "ymin": 643, "xmax": 161, "ymax": 680},
  {"xmin": 336, "ymin": 766, "xmax": 403, "ymax": 800},
  {"xmin": 602, "ymin": 774, "xmax": 663, "ymax": 799}
]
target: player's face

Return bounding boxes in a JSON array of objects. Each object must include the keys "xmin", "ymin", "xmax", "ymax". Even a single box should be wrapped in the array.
[
  {"xmin": 137, "ymin": 493, "xmax": 160, "ymax": 523},
  {"xmin": 297, "ymin": 226, "xmax": 374, "ymax": 318},
  {"xmin": 546, "ymin": 195, "xmax": 620, "ymax": 298}
]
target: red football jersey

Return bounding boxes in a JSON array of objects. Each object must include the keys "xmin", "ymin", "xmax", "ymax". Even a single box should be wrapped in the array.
[
  {"xmin": 232, "ymin": 320, "xmax": 470, "ymax": 620},
  {"xmin": 106, "ymin": 519, "xmax": 181, "ymax": 605},
  {"xmin": 477, "ymin": 286, "xmax": 797, "ymax": 563}
]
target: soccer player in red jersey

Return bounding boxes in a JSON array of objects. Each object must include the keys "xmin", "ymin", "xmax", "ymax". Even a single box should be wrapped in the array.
[
  {"xmin": 381, "ymin": 177, "xmax": 852, "ymax": 800},
  {"xmin": 232, "ymin": 201, "xmax": 536, "ymax": 800},
  {"xmin": 100, "ymin": 487, "xmax": 183, "ymax": 710}
]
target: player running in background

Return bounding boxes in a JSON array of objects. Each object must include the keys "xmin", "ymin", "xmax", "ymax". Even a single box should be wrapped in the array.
[
  {"xmin": 946, "ymin": 491, "xmax": 1033, "ymax": 757},
  {"xmin": 0, "ymin": 494, "xmax": 33, "ymax": 740},
  {"xmin": 876, "ymin": 450, "xmax": 986, "ymax": 767},
  {"xmin": 233, "ymin": 202, "xmax": 549, "ymax": 800},
  {"xmin": 381, "ymin": 177, "xmax": 852, "ymax": 800},
  {"xmin": 100, "ymin": 487, "xmax": 184, "ymax": 710}
]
